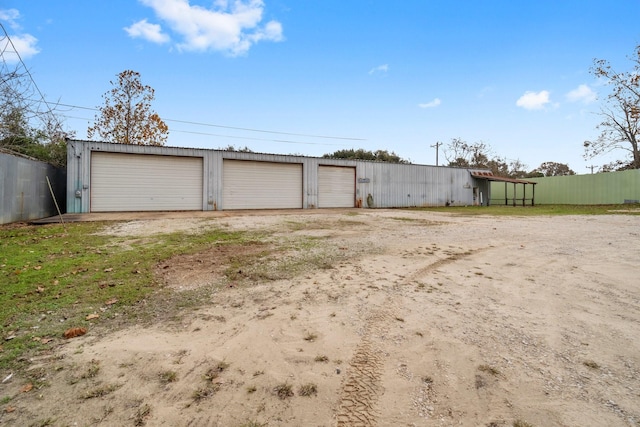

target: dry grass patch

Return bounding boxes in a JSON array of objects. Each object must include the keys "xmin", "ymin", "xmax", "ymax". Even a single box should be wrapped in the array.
[
  {"xmin": 298, "ymin": 383, "xmax": 318, "ymax": 397},
  {"xmin": 273, "ymin": 382, "xmax": 294, "ymax": 400}
]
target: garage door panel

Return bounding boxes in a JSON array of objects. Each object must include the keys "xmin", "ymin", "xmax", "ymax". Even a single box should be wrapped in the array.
[
  {"xmin": 223, "ymin": 160, "xmax": 302, "ymax": 209},
  {"xmin": 91, "ymin": 152, "xmax": 203, "ymax": 212},
  {"xmin": 318, "ymin": 166, "xmax": 355, "ymax": 208}
]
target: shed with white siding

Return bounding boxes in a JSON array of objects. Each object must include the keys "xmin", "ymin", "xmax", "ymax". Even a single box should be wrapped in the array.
[{"xmin": 66, "ymin": 140, "xmax": 488, "ymax": 213}]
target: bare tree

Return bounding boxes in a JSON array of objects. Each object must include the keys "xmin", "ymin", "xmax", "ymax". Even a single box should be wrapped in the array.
[
  {"xmin": 88, "ymin": 70, "xmax": 168, "ymax": 146},
  {"xmin": 584, "ymin": 45, "xmax": 640, "ymax": 169},
  {"xmin": 1, "ymin": 41, "xmax": 72, "ymax": 167}
]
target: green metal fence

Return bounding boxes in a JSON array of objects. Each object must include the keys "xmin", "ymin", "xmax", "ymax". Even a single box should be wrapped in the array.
[{"xmin": 490, "ymin": 169, "xmax": 640, "ymax": 205}]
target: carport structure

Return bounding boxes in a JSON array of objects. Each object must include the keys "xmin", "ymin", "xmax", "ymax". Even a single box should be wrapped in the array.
[{"xmin": 470, "ymin": 171, "xmax": 537, "ymax": 206}]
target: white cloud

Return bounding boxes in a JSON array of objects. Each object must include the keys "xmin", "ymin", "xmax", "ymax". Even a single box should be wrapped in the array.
[
  {"xmin": 368, "ymin": 64, "xmax": 388, "ymax": 75},
  {"xmin": 0, "ymin": 9, "xmax": 40, "ymax": 63},
  {"xmin": 418, "ymin": 98, "xmax": 441, "ymax": 109},
  {"xmin": 9, "ymin": 33, "xmax": 40, "ymax": 58},
  {"xmin": 0, "ymin": 8, "xmax": 21, "ymax": 29},
  {"xmin": 516, "ymin": 90, "xmax": 550, "ymax": 110},
  {"xmin": 136, "ymin": 0, "xmax": 283, "ymax": 56},
  {"xmin": 125, "ymin": 19, "xmax": 170, "ymax": 43},
  {"xmin": 566, "ymin": 84, "xmax": 597, "ymax": 104}
]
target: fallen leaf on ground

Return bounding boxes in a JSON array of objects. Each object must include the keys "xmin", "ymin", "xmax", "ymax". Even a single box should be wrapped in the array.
[
  {"xmin": 21, "ymin": 383, "xmax": 33, "ymax": 393},
  {"xmin": 4, "ymin": 406, "xmax": 15, "ymax": 413},
  {"xmin": 34, "ymin": 266, "xmax": 42, "ymax": 270},
  {"xmin": 105, "ymin": 298, "xmax": 118, "ymax": 305},
  {"xmin": 36, "ymin": 286, "xmax": 45, "ymax": 293},
  {"xmin": 104, "ymin": 268, "xmax": 113, "ymax": 272},
  {"xmin": 63, "ymin": 327, "xmax": 87, "ymax": 339},
  {"xmin": 86, "ymin": 314, "xmax": 100, "ymax": 321}
]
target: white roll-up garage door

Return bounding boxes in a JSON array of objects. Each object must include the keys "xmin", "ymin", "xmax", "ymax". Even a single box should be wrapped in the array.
[
  {"xmin": 223, "ymin": 160, "xmax": 302, "ymax": 209},
  {"xmin": 318, "ymin": 166, "xmax": 355, "ymax": 208},
  {"xmin": 90, "ymin": 152, "xmax": 203, "ymax": 212}
]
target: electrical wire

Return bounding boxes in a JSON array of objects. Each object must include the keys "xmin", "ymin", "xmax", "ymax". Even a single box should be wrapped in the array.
[
  {"xmin": 0, "ymin": 23, "xmax": 60, "ymax": 127},
  {"xmin": 53, "ymin": 101, "xmax": 366, "ymax": 142},
  {"xmin": 59, "ymin": 113, "xmax": 348, "ymax": 146}
]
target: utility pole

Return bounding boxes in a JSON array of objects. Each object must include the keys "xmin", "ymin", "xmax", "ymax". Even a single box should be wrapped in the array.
[
  {"xmin": 431, "ymin": 141, "xmax": 442, "ymax": 166},
  {"xmin": 586, "ymin": 165, "xmax": 597, "ymax": 174}
]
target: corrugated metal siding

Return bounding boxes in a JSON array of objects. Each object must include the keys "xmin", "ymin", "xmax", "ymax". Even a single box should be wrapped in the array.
[
  {"xmin": 355, "ymin": 163, "xmax": 474, "ymax": 208},
  {"xmin": 67, "ymin": 140, "xmax": 477, "ymax": 212},
  {"xmin": 90, "ymin": 152, "xmax": 203, "ymax": 212},
  {"xmin": 490, "ymin": 170, "xmax": 640, "ymax": 204},
  {"xmin": 67, "ymin": 141, "xmax": 211, "ymax": 213},
  {"xmin": 1, "ymin": 153, "xmax": 66, "ymax": 224},
  {"xmin": 318, "ymin": 166, "xmax": 355, "ymax": 208},
  {"xmin": 223, "ymin": 160, "xmax": 303, "ymax": 209}
]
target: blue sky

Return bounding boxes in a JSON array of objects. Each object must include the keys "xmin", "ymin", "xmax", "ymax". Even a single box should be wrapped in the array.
[{"xmin": 2, "ymin": 1, "xmax": 639, "ymax": 173}]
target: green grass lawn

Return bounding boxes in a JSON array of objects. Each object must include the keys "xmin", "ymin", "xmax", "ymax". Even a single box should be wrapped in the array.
[
  {"xmin": 0, "ymin": 221, "xmax": 248, "ymax": 371},
  {"xmin": 412, "ymin": 204, "xmax": 640, "ymax": 216}
]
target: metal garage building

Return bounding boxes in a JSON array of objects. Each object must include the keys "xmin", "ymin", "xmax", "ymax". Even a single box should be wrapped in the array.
[{"xmin": 66, "ymin": 140, "xmax": 490, "ymax": 213}]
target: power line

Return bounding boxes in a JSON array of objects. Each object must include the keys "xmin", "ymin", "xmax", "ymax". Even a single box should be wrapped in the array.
[
  {"xmin": 0, "ymin": 23, "xmax": 60, "ymax": 128},
  {"xmin": 59, "ymin": 113, "xmax": 349, "ymax": 147},
  {"xmin": 52, "ymin": 101, "xmax": 366, "ymax": 142}
]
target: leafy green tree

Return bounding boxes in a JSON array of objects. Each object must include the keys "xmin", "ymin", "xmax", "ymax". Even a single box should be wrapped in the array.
[
  {"xmin": 584, "ymin": 44, "xmax": 640, "ymax": 169},
  {"xmin": 323, "ymin": 148, "xmax": 410, "ymax": 163},
  {"xmin": 88, "ymin": 70, "xmax": 168, "ymax": 146},
  {"xmin": 531, "ymin": 161, "xmax": 575, "ymax": 177}
]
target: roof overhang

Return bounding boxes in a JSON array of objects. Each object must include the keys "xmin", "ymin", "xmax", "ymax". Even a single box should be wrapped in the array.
[{"xmin": 470, "ymin": 171, "xmax": 537, "ymax": 185}]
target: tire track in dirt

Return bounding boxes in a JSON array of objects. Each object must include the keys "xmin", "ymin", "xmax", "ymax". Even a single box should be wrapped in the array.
[
  {"xmin": 335, "ymin": 309, "xmax": 389, "ymax": 427},
  {"xmin": 335, "ymin": 246, "xmax": 486, "ymax": 426},
  {"xmin": 402, "ymin": 247, "xmax": 488, "ymax": 284}
]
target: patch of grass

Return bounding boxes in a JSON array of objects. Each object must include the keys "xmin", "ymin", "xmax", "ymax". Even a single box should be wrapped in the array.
[
  {"xmin": 314, "ymin": 355, "xmax": 329, "ymax": 362},
  {"xmin": 1, "ymin": 396, "xmax": 11, "ymax": 404},
  {"xmin": 82, "ymin": 383, "xmax": 121, "ymax": 399},
  {"xmin": 246, "ymin": 385, "xmax": 257, "ymax": 394},
  {"xmin": 192, "ymin": 386, "xmax": 214, "ymax": 402},
  {"xmin": 252, "ymin": 370, "xmax": 264, "ymax": 377},
  {"xmin": 298, "ymin": 383, "xmax": 318, "ymax": 397},
  {"xmin": 239, "ymin": 420, "xmax": 267, "ymax": 427},
  {"xmin": 273, "ymin": 382, "xmax": 294, "ymax": 400},
  {"xmin": 81, "ymin": 359, "xmax": 101, "ymax": 379},
  {"xmin": 158, "ymin": 370, "xmax": 178, "ymax": 383},
  {"xmin": 411, "ymin": 204, "xmax": 640, "ymax": 216},
  {"xmin": 29, "ymin": 419, "xmax": 55, "ymax": 427},
  {"xmin": 134, "ymin": 403, "xmax": 151, "ymax": 426},
  {"xmin": 513, "ymin": 420, "xmax": 534, "ymax": 427},
  {"xmin": 0, "ymin": 222, "xmax": 249, "ymax": 372}
]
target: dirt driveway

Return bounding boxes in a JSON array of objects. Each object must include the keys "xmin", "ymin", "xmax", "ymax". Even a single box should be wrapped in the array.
[{"xmin": 4, "ymin": 209, "xmax": 640, "ymax": 426}]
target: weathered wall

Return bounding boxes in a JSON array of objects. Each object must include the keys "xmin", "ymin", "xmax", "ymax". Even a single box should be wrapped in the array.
[
  {"xmin": 490, "ymin": 169, "xmax": 640, "ymax": 204},
  {"xmin": 1, "ymin": 152, "xmax": 66, "ymax": 224}
]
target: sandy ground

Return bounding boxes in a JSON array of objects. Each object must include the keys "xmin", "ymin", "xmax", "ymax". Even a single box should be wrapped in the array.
[{"xmin": 2, "ymin": 209, "xmax": 640, "ymax": 427}]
